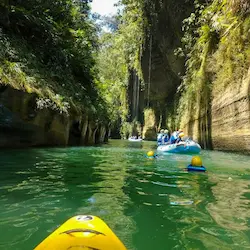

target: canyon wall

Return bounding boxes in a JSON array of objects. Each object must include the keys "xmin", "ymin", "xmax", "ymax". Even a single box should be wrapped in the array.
[
  {"xmin": 140, "ymin": 0, "xmax": 250, "ymax": 153},
  {"xmin": 0, "ymin": 86, "xmax": 108, "ymax": 148}
]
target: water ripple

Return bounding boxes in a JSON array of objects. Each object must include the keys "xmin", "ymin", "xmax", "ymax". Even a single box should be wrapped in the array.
[
  {"xmin": 152, "ymin": 181, "xmax": 178, "ymax": 188},
  {"xmin": 0, "ymin": 142, "xmax": 250, "ymax": 250}
]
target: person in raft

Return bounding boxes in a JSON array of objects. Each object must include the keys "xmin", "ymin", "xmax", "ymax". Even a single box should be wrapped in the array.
[
  {"xmin": 162, "ymin": 129, "xmax": 169, "ymax": 144},
  {"xmin": 157, "ymin": 129, "xmax": 164, "ymax": 145},
  {"xmin": 175, "ymin": 131, "xmax": 185, "ymax": 144},
  {"xmin": 169, "ymin": 130, "xmax": 179, "ymax": 144}
]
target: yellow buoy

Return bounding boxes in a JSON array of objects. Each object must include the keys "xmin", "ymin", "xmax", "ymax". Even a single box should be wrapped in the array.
[
  {"xmin": 147, "ymin": 151, "xmax": 155, "ymax": 157},
  {"xmin": 35, "ymin": 215, "xmax": 126, "ymax": 250},
  {"xmin": 191, "ymin": 156, "xmax": 202, "ymax": 167}
]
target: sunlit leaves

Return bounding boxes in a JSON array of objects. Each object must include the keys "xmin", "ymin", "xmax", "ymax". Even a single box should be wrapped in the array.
[
  {"xmin": 0, "ymin": 0, "xmax": 109, "ymax": 120},
  {"xmin": 96, "ymin": 0, "xmax": 146, "ymax": 127}
]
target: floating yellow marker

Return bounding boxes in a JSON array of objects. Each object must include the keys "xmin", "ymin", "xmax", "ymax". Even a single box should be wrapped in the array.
[
  {"xmin": 147, "ymin": 151, "xmax": 155, "ymax": 157},
  {"xmin": 187, "ymin": 156, "xmax": 206, "ymax": 172},
  {"xmin": 35, "ymin": 215, "xmax": 126, "ymax": 250},
  {"xmin": 191, "ymin": 156, "xmax": 202, "ymax": 167}
]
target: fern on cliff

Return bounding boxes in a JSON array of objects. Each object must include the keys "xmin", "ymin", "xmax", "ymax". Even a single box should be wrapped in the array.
[
  {"xmin": 177, "ymin": 0, "xmax": 250, "ymax": 128},
  {"xmin": 0, "ymin": 0, "xmax": 109, "ymax": 121}
]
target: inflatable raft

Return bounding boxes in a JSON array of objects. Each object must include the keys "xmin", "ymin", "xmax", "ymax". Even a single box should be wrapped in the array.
[
  {"xmin": 128, "ymin": 137, "xmax": 142, "ymax": 142},
  {"xmin": 35, "ymin": 215, "xmax": 126, "ymax": 250},
  {"xmin": 157, "ymin": 140, "xmax": 201, "ymax": 154}
]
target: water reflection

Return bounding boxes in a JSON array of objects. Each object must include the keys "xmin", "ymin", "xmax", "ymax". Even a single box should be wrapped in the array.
[
  {"xmin": 73, "ymin": 146, "xmax": 136, "ymax": 250},
  {"xmin": 178, "ymin": 171, "xmax": 250, "ymax": 249},
  {"xmin": 0, "ymin": 147, "xmax": 103, "ymax": 250},
  {"xmin": 122, "ymin": 161, "xmax": 194, "ymax": 249},
  {"xmin": 0, "ymin": 142, "xmax": 250, "ymax": 250},
  {"xmin": 207, "ymin": 174, "xmax": 250, "ymax": 231}
]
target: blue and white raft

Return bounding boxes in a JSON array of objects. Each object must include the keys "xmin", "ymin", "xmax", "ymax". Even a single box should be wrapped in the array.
[
  {"xmin": 128, "ymin": 137, "xmax": 142, "ymax": 142},
  {"xmin": 157, "ymin": 140, "xmax": 201, "ymax": 154}
]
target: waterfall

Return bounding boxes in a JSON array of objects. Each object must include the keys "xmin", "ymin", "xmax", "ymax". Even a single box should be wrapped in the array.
[
  {"xmin": 135, "ymin": 45, "xmax": 143, "ymax": 120},
  {"xmin": 133, "ymin": 70, "xmax": 137, "ymax": 119},
  {"xmin": 147, "ymin": 34, "xmax": 152, "ymax": 107},
  {"xmin": 136, "ymin": 76, "xmax": 140, "ymax": 119}
]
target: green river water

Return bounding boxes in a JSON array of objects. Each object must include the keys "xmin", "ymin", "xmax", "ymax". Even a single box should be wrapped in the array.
[{"xmin": 0, "ymin": 140, "xmax": 250, "ymax": 250}]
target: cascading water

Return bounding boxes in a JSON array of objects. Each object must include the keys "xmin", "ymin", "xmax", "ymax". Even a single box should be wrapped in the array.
[
  {"xmin": 136, "ymin": 75, "xmax": 140, "ymax": 119},
  {"xmin": 133, "ymin": 70, "xmax": 137, "ymax": 119},
  {"xmin": 147, "ymin": 34, "xmax": 153, "ymax": 108},
  {"xmin": 131, "ymin": 70, "xmax": 141, "ymax": 121}
]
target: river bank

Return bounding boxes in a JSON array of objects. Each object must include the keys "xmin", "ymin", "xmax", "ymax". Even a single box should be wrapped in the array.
[{"xmin": 0, "ymin": 86, "xmax": 109, "ymax": 148}]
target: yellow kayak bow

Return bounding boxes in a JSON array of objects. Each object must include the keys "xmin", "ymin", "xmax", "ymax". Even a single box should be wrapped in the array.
[{"xmin": 35, "ymin": 215, "xmax": 127, "ymax": 250}]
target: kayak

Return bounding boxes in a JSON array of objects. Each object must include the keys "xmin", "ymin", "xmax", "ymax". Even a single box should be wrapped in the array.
[
  {"xmin": 128, "ymin": 137, "xmax": 142, "ymax": 142},
  {"xmin": 35, "ymin": 215, "xmax": 126, "ymax": 250},
  {"xmin": 157, "ymin": 140, "xmax": 201, "ymax": 154}
]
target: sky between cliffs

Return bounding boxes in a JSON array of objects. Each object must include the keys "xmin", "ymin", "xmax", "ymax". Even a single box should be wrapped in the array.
[{"xmin": 90, "ymin": 0, "xmax": 119, "ymax": 15}]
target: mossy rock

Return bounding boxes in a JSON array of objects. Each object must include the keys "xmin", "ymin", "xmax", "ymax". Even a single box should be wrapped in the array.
[{"xmin": 144, "ymin": 127, "xmax": 157, "ymax": 141}]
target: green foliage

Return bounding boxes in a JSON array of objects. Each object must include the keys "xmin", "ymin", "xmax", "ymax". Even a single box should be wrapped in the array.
[
  {"xmin": 210, "ymin": 2, "xmax": 250, "ymax": 91},
  {"xmin": 96, "ymin": 31, "xmax": 129, "ymax": 124},
  {"xmin": 0, "ymin": 0, "xmax": 148, "ymax": 132},
  {"xmin": 96, "ymin": 0, "xmax": 146, "ymax": 134},
  {"xmin": 0, "ymin": 0, "xmax": 109, "ymax": 121},
  {"xmin": 118, "ymin": 0, "xmax": 145, "ymax": 78},
  {"xmin": 120, "ymin": 119, "xmax": 141, "ymax": 138},
  {"xmin": 120, "ymin": 122, "xmax": 133, "ymax": 139},
  {"xmin": 178, "ymin": 0, "xmax": 250, "ymax": 127},
  {"xmin": 177, "ymin": 1, "xmax": 210, "ymax": 122}
]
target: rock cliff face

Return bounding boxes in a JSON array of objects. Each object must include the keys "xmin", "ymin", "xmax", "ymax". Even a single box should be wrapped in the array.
[
  {"xmin": 0, "ymin": 86, "xmax": 108, "ymax": 148},
  {"xmin": 183, "ymin": 69, "xmax": 250, "ymax": 153},
  {"xmin": 178, "ymin": 1, "xmax": 250, "ymax": 153},
  {"xmin": 138, "ymin": 0, "xmax": 250, "ymax": 153},
  {"xmin": 141, "ymin": 0, "xmax": 191, "ymax": 110},
  {"xmin": 211, "ymin": 73, "xmax": 250, "ymax": 152},
  {"xmin": 138, "ymin": 0, "xmax": 193, "ymax": 138}
]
